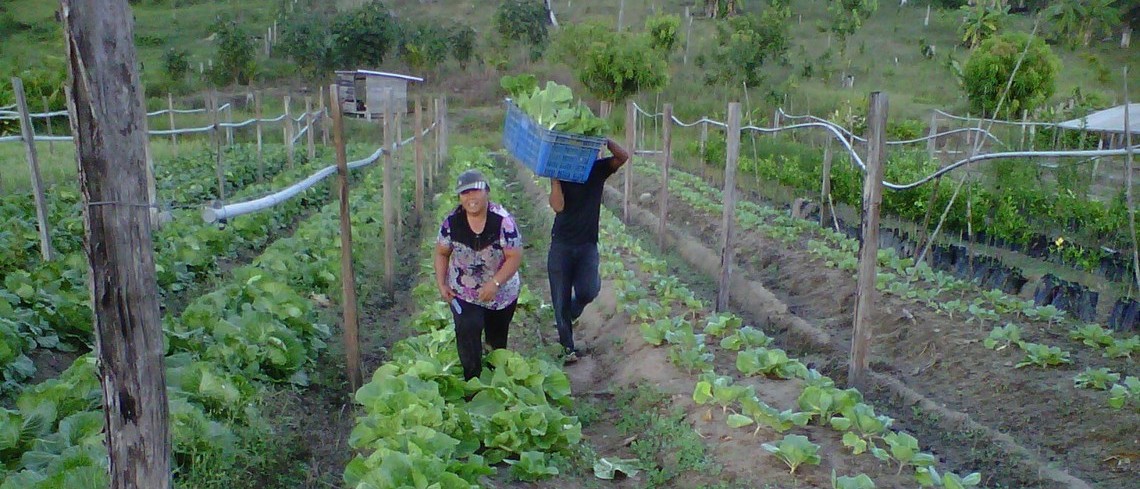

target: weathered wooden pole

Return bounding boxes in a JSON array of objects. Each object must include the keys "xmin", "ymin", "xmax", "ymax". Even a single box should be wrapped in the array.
[
  {"xmin": 61, "ymin": 1, "xmax": 171, "ymax": 487},
  {"xmin": 820, "ymin": 139, "xmax": 834, "ymax": 228},
  {"xmin": 382, "ymin": 89, "xmax": 395, "ymax": 291},
  {"xmin": 305, "ymin": 95, "xmax": 315, "ymax": 160},
  {"xmin": 414, "ymin": 96, "xmax": 425, "ymax": 222},
  {"xmin": 848, "ymin": 92, "xmax": 888, "ymax": 390},
  {"xmin": 254, "ymin": 91, "xmax": 264, "ymax": 182},
  {"xmin": 716, "ymin": 103, "xmax": 741, "ymax": 312},
  {"xmin": 657, "ymin": 103, "xmax": 673, "ymax": 249},
  {"xmin": 12, "ymin": 77, "xmax": 54, "ymax": 261},
  {"xmin": 624, "ymin": 100, "xmax": 636, "ymax": 223},
  {"xmin": 284, "ymin": 94, "xmax": 295, "ymax": 169},
  {"xmin": 330, "ymin": 84, "xmax": 363, "ymax": 392},
  {"xmin": 209, "ymin": 91, "xmax": 224, "ymax": 201},
  {"xmin": 167, "ymin": 92, "xmax": 177, "ymax": 154}
]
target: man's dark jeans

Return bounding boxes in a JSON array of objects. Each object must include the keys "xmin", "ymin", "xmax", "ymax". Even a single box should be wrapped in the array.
[{"xmin": 548, "ymin": 241, "xmax": 601, "ymax": 351}]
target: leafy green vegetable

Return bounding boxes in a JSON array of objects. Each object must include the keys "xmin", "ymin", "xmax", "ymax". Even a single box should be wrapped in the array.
[
  {"xmin": 1014, "ymin": 343, "xmax": 1072, "ymax": 368},
  {"xmin": 832, "ymin": 470, "xmax": 876, "ymax": 489},
  {"xmin": 1073, "ymin": 368, "xmax": 1120, "ymax": 390},
  {"xmin": 736, "ymin": 346, "xmax": 808, "ymax": 379},
  {"xmin": 761, "ymin": 434, "xmax": 821, "ymax": 474},
  {"xmin": 982, "ymin": 323, "xmax": 1022, "ymax": 351},
  {"xmin": 593, "ymin": 457, "xmax": 641, "ymax": 480},
  {"xmin": 505, "ymin": 78, "xmax": 609, "ymax": 137}
]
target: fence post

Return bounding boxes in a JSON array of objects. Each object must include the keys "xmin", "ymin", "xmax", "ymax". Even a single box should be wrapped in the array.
[
  {"xmin": 683, "ymin": 6, "xmax": 693, "ymax": 66},
  {"xmin": 319, "ymin": 89, "xmax": 329, "ymax": 147},
  {"xmin": 848, "ymin": 91, "xmax": 888, "ymax": 390},
  {"xmin": 624, "ymin": 100, "xmax": 635, "ymax": 223},
  {"xmin": 305, "ymin": 95, "xmax": 315, "ymax": 160},
  {"xmin": 414, "ymin": 96, "xmax": 425, "ymax": 223},
  {"xmin": 12, "ymin": 77, "xmax": 54, "ymax": 260},
  {"xmin": 657, "ymin": 103, "xmax": 673, "ymax": 249},
  {"xmin": 926, "ymin": 111, "xmax": 938, "ymax": 161},
  {"xmin": 820, "ymin": 139, "xmax": 834, "ymax": 228},
  {"xmin": 717, "ymin": 103, "xmax": 741, "ymax": 312},
  {"xmin": 439, "ymin": 96, "xmax": 448, "ymax": 164},
  {"xmin": 225, "ymin": 100, "xmax": 233, "ymax": 146},
  {"xmin": 42, "ymin": 96, "xmax": 53, "ymax": 154},
  {"xmin": 700, "ymin": 119, "xmax": 709, "ymax": 180},
  {"xmin": 329, "ymin": 84, "xmax": 363, "ymax": 391},
  {"xmin": 284, "ymin": 95, "xmax": 295, "ymax": 170},
  {"xmin": 254, "ymin": 91, "xmax": 264, "ymax": 182},
  {"xmin": 382, "ymin": 89, "xmax": 395, "ymax": 291},
  {"xmin": 167, "ymin": 93, "xmax": 177, "ymax": 155},
  {"xmin": 209, "ymin": 92, "xmax": 225, "ymax": 201},
  {"xmin": 395, "ymin": 106, "xmax": 404, "ymax": 238}
]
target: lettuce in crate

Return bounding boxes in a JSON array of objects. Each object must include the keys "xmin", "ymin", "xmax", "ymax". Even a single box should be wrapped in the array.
[{"xmin": 501, "ymin": 75, "xmax": 608, "ymax": 137}]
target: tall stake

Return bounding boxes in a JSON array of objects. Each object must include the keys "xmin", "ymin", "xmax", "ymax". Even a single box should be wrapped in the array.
[
  {"xmin": 382, "ymin": 89, "xmax": 395, "ymax": 291},
  {"xmin": 717, "ymin": 103, "xmax": 742, "ymax": 312},
  {"xmin": 167, "ymin": 92, "xmax": 177, "ymax": 155},
  {"xmin": 254, "ymin": 91, "xmax": 264, "ymax": 182},
  {"xmin": 849, "ymin": 92, "xmax": 888, "ymax": 390},
  {"xmin": 210, "ymin": 91, "xmax": 224, "ymax": 201},
  {"xmin": 330, "ymin": 84, "xmax": 363, "ymax": 391},
  {"xmin": 61, "ymin": 1, "xmax": 171, "ymax": 486},
  {"xmin": 11, "ymin": 77, "xmax": 53, "ymax": 260},
  {"xmin": 414, "ymin": 96, "xmax": 425, "ymax": 222},
  {"xmin": 624, "ymin": 100, "xmax": 636, "ymax": 223},
  {"xmin": 1123, "ymin": 68, "xmax": 1139, "ymax": 289},
  {"xmin": 284, "ymin": 95, "xmax": 295, "ymax": 169},
  {"xmin": 657, "ymin": 104, "xmax": 673, "ymax": 249},
  {"xmin": 306, "ymin": 95, "xmax": 315, "ymax": 160}
]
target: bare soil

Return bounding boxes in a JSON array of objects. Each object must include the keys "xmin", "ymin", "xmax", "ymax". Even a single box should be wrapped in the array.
[{"xmin": 618, "ymin": 173, "xmax": 1140, "ymax": 489}]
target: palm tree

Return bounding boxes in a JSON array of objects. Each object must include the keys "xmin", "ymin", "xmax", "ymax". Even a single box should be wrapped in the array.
[
  {"xmin": 1047, "ymin": 0, "xmax": 1121, "ymax": 47},
  {"xmin": 960, "ymin": 1, "xmax": 1009, "ymax": 48}
]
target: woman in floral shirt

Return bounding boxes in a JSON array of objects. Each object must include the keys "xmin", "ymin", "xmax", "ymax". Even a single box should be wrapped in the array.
[{"xmin": 433, "ymin": 169, "xmax": 523, "ymax": 380}]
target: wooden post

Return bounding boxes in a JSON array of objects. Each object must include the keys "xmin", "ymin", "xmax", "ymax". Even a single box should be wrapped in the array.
[
  {"xmin": 395, "ymin": 108, "xmax": 404, "ymax": 238},
  {"xmin": 284, "ymin": 95, "xmax": 295, "ymax": 169},
  {"xmin": 382, "ymin": 89, "xmax": 395, "ymax": 291},
  {"xmin": 319, "ymin": 89, "xmax": 329, "ymax": 147},
  {"xmin": 717, "ymin": 103, "xmax": 742, "ymax": 312},
  {"xmin": 624, "ymin": 100, "xmax": 636, "ymax": 223},
  {"xmin": 136, "ymin": 81, "xmax": 157, "ymax": 228},
  {"xmin": 926, "ymin": 111, "xmax": 938, "ymax": 161},
  {"xmin": 329, "ymin": 84, "xmax": 363, "ymax": 391},
  {"xmin": 439, "ymin": 96, "xmax": 448, "ymax": 164},
  {"xmin": 1123, "ymin": 68, "xmax": 1139, "ymax": 289},
  {"xmin": 618, "ymin": 0, "xmax": 625, "ymax": 31},
  {"xmin": 254, "ymin": 91, "xmax": 264, "ymax": 182},
  {"xmin": 305, "ymin": 95, "xmax": 315, "ymax": 160},
  {"xmin": 820, "ymin": 140, "xmax": 834, "ymax": 227},
  {"xmin": 224, "ymin": 100, "xmax": 233, "ymax": 146},
  {"xmin": 60, "ymin": 2, "xmax": 171, "ymax": 487},
  {"xmin": 12, "ymin": 77, "xmax": 54, "ymax": 260},
  {"xmin": 700, "ymin": 119, "xmax": 709, "ymax": 179},
  {"xmin": 167, "ymin": 93, "xmax": 177, "ymax": 155},
  {"xmin": 683, "ymin": 6, "xmax": 693, "ymax": 66},
  {"xmin": 657, "ymin": 104, "xmax": 673, "ymax": 249},
  {"xmin": 210, "ymin": 92, "xmax": 224, "ymax": 201},
  {"xmin": 42, "ymin": 96, "xmax": 54, "ymax": 154},
  {"xmin": 414, "ymin": 96, "xmax": 425, "ymax": 222},
  {"xmin": 849, "ymin": 92, "xmax": 888, "ymax": 390}
]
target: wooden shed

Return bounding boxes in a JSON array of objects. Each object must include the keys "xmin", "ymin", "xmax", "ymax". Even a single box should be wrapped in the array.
[{"xmin": 334, "ymin": 69, "xmax": 424, "ymax": 119}]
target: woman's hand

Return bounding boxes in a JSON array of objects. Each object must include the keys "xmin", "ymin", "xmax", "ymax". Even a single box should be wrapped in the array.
[
  {"xmin": 438, "ymin": 283, "xmax": 457, "ymax": 302},
  {"xmin": 477, "ymin": 281, "xmax": 500, "ymax": 302}
]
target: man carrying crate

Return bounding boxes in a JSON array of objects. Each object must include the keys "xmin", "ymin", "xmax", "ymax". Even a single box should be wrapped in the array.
[{"xmin": 548, "ymin": 138, "xmax": 630, "ymax": 363}]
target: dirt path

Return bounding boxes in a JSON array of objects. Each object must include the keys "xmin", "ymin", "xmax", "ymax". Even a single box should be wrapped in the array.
[{"xmin": 607, "ymin": 176, "xmax": 1138, "ymax": 488}]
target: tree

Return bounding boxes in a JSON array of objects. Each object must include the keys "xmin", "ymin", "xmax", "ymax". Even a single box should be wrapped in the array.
[
  {"xmin": 400, "ymin": 21, "xmax": 450, "ymax": 74},
  {"xmin": 959, "ymin": 1, "xmax": 1010, "ymax": 48},
  {"xmin": 573, "ymin": 31, "xmax": 668, "ymax": 102},
  {"xmin": 1045, "ymin": 0, "xmax": 1121, "ymax": 48},
  {"xmin": 332, "ymin": 0, "xmax": 399, "ymax": 67},
  {"xmin": 278, "ymin": 13, "xmax": 337, "ymax": 78},
  {"xmin": 963, "ymin": 32, "xmax": 1061, "ymax": 118},
  {"xmin": 211, "ymin": 19, "xmax": 255, "ymax": 85},
  {"xmin": 449, "ymin": 23, "xmax": 477, "ymax": 70},
  {"xmin": 645, "ymin": 13, "xmax": 682, "ymax": 53},
  {"xmin": 827, "ymin": 0, "xmax": 878, "ymax": 56},
  {"xmin": 704, "ymin": 0, "xmax": 745, "ymax": 18},
  {"xmin": 495, "ymin": 0, "xmax": 549, "ymax": 47},
  {"xmin": 163, "ymin": 48, "xmax": 190, "ymax": 81},
  {"xmin": 706, "ymin": 6, "xmax": 791, "ymax": 87}
]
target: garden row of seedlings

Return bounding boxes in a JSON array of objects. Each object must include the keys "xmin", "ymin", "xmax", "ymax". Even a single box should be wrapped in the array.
[
  {"xmin": 649, "ymin": 166, "xmax": 1139, "ymax": 413},
  {"xmin": 594, "ymin": 207, "xmax": 984, "ymax": 488},
  {"xmin": 344, "ymin": 148, "xmax": 583, "ymax": 487},
  {"xmin": 1, "ymin": 144, "xmax": 335, "ymax": 393},
  {"xmin": 0, "ymin": 148, "xmax": 409, "ymax": 488}
]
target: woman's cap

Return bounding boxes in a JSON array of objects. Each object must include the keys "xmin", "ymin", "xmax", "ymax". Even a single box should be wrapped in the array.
[{"xmin": 455, "ymin": 170, "xmax": 489, "ymax": 194}]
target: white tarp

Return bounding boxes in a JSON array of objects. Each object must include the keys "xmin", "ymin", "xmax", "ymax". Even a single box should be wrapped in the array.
[{"xmin": 1057, "ymin": 103, "xmax": 1140, "ymax": 134}]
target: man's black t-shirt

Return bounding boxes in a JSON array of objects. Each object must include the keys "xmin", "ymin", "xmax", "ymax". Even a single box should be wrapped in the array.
[{"xmin": 551, "ymin": 157, "xmax": 616, "ymax": 246}]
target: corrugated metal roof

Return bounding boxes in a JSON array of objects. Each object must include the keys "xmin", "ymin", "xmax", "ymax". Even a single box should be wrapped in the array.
[
  {"xmin": 1057, "ymin": 103, "xmax": 1140, "ymax": 134},
  {"xmin": 334, "ymin": 69, "xmax": 425, "ymax": 82}
]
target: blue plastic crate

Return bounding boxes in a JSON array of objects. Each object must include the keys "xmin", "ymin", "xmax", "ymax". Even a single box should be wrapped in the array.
[{"xmin": 501, "ymin": 99, "xmax": 606, "ymax": 184}]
